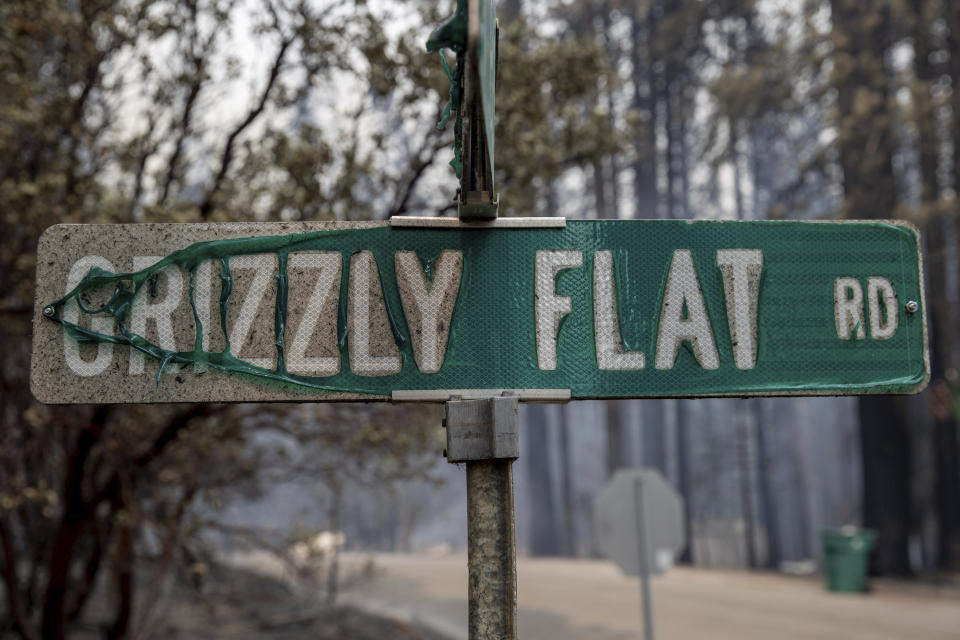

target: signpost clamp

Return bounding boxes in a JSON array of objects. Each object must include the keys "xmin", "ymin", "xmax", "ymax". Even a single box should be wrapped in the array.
[{"xmin": 443, "ymin": 391, "xmax": 519, "ymax": 462}]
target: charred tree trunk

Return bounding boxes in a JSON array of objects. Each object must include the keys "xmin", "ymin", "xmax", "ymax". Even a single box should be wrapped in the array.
[
  {"xmin": 737, "ymin": 406, "xmax": 758, "ymax": 569},
  {"xmin": 947, "ymin": 4, "xmax": 960, "ymax": 383},
  {"xmin": 948, "ymin": 3, "xmax": 960, "ymax": 206},
  {"xmin": 677, "ymin": 89, "xmax": 691, "ymax": 219},
  {"xmin": 642, "ymin": 401, "xmax": 668, "ymax": 475},
  {"xmin": 105, "ymin": 487, "xmax": 133, "ymax": 640},
  {"xmin": 557, "ymin": 406, "xmax": 578, "ymax": 556},
  {"xmin": 933, "ymin": 0, "xmax": 960, "ymax": 571},
  {"xmin": 753, "ymin": 401, "xmax": 782, "ymax": 569},
  {"xmin": 605, "ymin": 402, "xmax": 626, "ymax": 478},
  {"xmin": 525, "ymin": 405, "xmax": 560, "ymax": 556},
  {"xmin": 663, "ymin": 80, "xmax": 677, "ymax": 220},
  {"xmin": 593, "ymin": 92, "xmax": 626, "ymax": 477},
  {"xmin": 911, "ymin": 0, "xmax": 939, "ymax": 207},
  {"xmin": 631, "ymin": 2, "xmax": 659, "ymax": 218},
  {"xmin": 676, "ymin": 401, "xmax": 694, "ymax": 563},
  {"xmin": 829, "ymin": 0, "xmax": 913, "ymax": 576},
  {"xmin": 793, "ymin": 401, "xmax": 815, "ymax": 559},
  {"xmin": 41, "ymin": 407, "xmax": 110, "ymax": 640},
  {"xmin": 858, "ymin": 397, "xmax": 913, "ymax": 575},
  {"xmin": 599, "ymin": 7, "xmax": 622, "ymax": 222}
]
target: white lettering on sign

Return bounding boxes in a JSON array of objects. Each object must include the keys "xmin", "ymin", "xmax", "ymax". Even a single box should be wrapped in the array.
[
  {"xmin": 593, "ymin": 250, "xmax": 645, "ymax": 370},
  {"xmin": 66, "ymin": 245, "xmax": 900, "ymax": 381},
  {"xmin": 192, "ymin": 260, "xmax": 214, "ymax": 372},
  {"xmin": 63, "ymin": 256, "xmax": 116, "ymax": 377},
  {"xmin": 867, "ymin": 277, "xmax": 898, "ymax": 340},
  {"xmin": 230, "ymin": 254, "xmax": 276, "ymax": 369},
  {"xmin": 395, "ymin": 250, "xmax": 463, "ymax": 374},
  {"xmin": 287, "ymin": 252, "xmax": 341, "ymax": 375},
  {"xmin": 129, "ymin": 256, "xmax": 184, "ymax": 375},
  {"xmin": 655, "ymin": 249, "xmax": 719, "ymax": 370},
  {"xmin": 716, "ymin": 249, "xmax": 763, "ymax": 370},
  {"xmin": 834, "ymin": 277, "xmax": 865, "ymax": 340},
  {"xmin": 349, "ymin": 251, "xmax": 402, "ymax": 376},
  {"xmin": 536, "ymin": 250, "xmax": 583, "ymax": 370},
  {"xmin": 835, "ymin": 276, "xmax": 899, "ymax": 341}
]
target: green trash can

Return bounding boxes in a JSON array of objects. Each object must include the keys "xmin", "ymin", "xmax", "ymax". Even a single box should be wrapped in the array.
[{"xmin": 821, "ymin": 527, "xmax": 876, "ymax": 593}]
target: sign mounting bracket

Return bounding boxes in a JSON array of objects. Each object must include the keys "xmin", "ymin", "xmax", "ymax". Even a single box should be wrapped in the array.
[{"xmin": 389, "ymin": 216, "xmax": 564, "ymax": 229}]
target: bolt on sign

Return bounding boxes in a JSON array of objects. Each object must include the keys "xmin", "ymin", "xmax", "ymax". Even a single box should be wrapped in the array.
[{"xmin": 31, "ymin": 219, "xmax": 928, "ymax": 404}]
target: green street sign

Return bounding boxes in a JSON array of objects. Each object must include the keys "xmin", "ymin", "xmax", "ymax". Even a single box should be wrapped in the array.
[
  {"xmin": 425, "ymin": 0, "xmax": 498, "ymax": 214},
  {"xmin": 31, "ymin": 219, "xmax": 927, "ymax": 404},
  {"xmin": 477, "ymin": 0, "xmax": 496, "ymax": 181}
]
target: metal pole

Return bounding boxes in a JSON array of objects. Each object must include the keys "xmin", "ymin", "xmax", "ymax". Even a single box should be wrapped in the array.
[
  {"xmin": 449, "ymin": 3, "xmax": 510, "ymax": 625},
  {"xmin": 444, "ymin": 393, "xmax": 519, "ymax": 640},
  {"xmin": 634, "ymin": 476, "xmax": 655, "ymax": 640},
  {"xmin": 467, "ymin": 459, "xmax": 517, "ymax": 639}
]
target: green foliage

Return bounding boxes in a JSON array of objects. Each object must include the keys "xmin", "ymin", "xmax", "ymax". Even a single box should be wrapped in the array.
[{"xmin": 0, "ymin": 1, "xmax": 453, "ymax": 635}]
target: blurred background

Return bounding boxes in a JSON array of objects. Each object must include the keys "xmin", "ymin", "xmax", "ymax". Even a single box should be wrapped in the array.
[{"xmin": 1, "ymin": 0, "xmax": 959, "ymax": 638}]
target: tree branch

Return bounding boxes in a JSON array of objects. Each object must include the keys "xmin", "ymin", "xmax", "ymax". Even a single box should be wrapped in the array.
[
  {"xmin": 132, "ymin": 482, "xmax": 196, "ymax": 640},
  {"xmin": 105, "ymin": 476, "xmax": 134, "ymax": 640},
  {"xmin": 87, "ymin": 405, "xmax": 223, "ymax": 509},
  {"xmin": 159, "ymin": 1, "xmax": 222, "ymax": 208},
  {"xmin": 41, "ymin": 405, "xmax": 111, "ymax": 640},
  {"xmin": 126, "ymin": 114, "xmax": 162, "ymax": 222},
  {"xmin": 66, "ymin": 511, "xmax": 114, "ymax": 623},
  {"xmin": 386, "ymin": 131, "xmax": 447, "ymax": 219},
  {"xmin": 0, "ymin": 516, "xmax": 38, "ymax": 640},
  {"xmin": 199, "ymin": 33, "xmax": 295, "ymax": 219}
]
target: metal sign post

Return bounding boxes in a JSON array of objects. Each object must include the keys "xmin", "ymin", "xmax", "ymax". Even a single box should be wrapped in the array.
[
  {"xmin": 444, "ymin": 394, "xmax": 519, "ymax": 639},
  {"xmin": 633, "ymin": 476, "xmax": 655, "ymax": 640}
]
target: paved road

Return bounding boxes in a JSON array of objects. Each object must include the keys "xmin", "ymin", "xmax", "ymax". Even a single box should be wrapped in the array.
[{"xmin": 337, "ymin": 552, "xmax": 960, "ymax": 640}]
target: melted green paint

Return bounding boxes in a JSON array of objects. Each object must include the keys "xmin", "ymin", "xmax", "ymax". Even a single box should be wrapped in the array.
[
  {"xmin": 219, "ymin": 257, "xmax": 232, "ymax": 350},
  {"xmin": 41, "ymin": 220, "xmax": 928, "ymax": 399},
  {"xmin": 275, "ymin": 253, "xmax": 289, "ymax": 373},
  {"xmin": 427, "ymin": 0, "xmax": 466, "ymax": 179},
  {"xmin": 43, "ymin": 228, "xmax": 413, "ymax": 395}
]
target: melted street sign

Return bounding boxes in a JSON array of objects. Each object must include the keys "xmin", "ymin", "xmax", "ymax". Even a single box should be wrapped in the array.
[
  {"xmin": 477, "ymin": 0, "xmax": 496, "ymax": 180},
  {"xmin": 31, "ymin": 219, "xmax": 928, "ymax": 404}
]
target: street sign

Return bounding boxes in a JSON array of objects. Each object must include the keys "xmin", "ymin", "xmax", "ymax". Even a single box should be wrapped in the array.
[
  {"xmin": 457, "ymin": 0, "xmax": 498, "ymax": 216},
  {"xmin": 31, "ymin": 219, "xmax": 927, "ymax": 404},
  {"xmin": 594, "ymin": 469, "xmax": 685, "ymax": 640},
  {"xmin": 425, "ymin": 0, "xmax": 498, "ymax": 215},
  {"xmin": 476, "ymin": 0, "xmax": 496, "ymax": 181},
  {"xmin": 594, "ymin": 469, "xmax": 686, "ymax": 577}
]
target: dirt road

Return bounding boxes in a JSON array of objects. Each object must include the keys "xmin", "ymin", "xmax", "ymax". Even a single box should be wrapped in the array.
[{"xmin": 337, "ymin": 552, "xmax": 960, "ymax": 640}]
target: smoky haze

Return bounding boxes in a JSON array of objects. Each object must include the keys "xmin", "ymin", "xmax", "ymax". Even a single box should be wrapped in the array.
[{"xmin": 1, "ymin": 0, "xmax": 958, "ymax": 638}]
